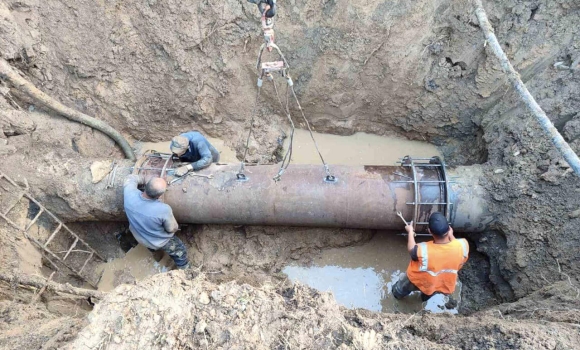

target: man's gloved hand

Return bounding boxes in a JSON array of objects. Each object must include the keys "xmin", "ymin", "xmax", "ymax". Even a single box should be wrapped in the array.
[{"xmin": 175, "ymin": 164, "xmax": 193, "ymax": 177}]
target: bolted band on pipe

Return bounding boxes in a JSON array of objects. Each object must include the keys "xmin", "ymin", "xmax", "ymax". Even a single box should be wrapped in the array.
[{"xmin": 149, "ymin": 162, "xmax": 492, "ymax": 233}]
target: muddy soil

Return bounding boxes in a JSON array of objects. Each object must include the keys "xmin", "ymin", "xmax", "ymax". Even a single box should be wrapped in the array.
[
  {"xmin": 0, "ymin": 0, "xmax": 579, "ymax": 349},
  {"xmin": 0, "ymin": 0, "xmax": 577, "ymax": 163},
  {"xmin": 67, "ymin": 271, "xmax": 580, "ymax": 350}
]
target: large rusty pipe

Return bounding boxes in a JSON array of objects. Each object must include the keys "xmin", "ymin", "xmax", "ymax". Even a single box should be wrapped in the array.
[
  {"xmin": 21, "ymin": 159, "xmax": 492, "ymax": 232},
  {"xmin": 159, "ymin": 163, "xmax": 491, "ymax": 232}
]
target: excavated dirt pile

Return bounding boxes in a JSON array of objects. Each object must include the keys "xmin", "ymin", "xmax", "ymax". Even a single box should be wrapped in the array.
[
  {"xmin": 67, "ymin": 272, "xmax": 580, "ymax": 350},
  {"xmin": 0, "ymin": 0, "xmax": 579, "ymax": 348}
]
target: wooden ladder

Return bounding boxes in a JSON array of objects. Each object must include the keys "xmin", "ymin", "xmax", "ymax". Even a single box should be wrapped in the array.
[{"xmin": 0, "ymin": 172, "xmax": 104, "ymax": 288}]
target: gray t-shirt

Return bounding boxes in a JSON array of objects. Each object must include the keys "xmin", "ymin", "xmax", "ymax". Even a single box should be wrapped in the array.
[{"xmin": 123, "ymin": 175, "xmax": 178, "ymax": 249}]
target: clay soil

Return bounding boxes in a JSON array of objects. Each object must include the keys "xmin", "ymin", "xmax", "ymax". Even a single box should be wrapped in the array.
[{"xmin": 1, "ymin": 0, "xmax": 580, "ymax": 349}]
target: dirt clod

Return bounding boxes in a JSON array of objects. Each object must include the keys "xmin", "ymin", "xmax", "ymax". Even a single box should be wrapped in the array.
[
  {"xmin": 199, "ymin": 292, "xmax": 210, "ymax": 305},
  {"xmin": 64, "ymin": 272, "xmax": 580, "ymax": 350}
]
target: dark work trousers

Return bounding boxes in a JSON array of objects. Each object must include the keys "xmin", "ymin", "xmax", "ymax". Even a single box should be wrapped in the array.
[
  {"xmin": 179, "ymin": 144, "xmax": 220, "ymax": 167},
  {"xmin": 392, "ymin": 273, "xmax": 433, "ymax": 302},
  {"xmin": 116, "ymin": 229, "xmax": 190, "ymax": 269},
  {"xmin": 159, "ymin": 236, "xmax": 189, "ymax": 269}
]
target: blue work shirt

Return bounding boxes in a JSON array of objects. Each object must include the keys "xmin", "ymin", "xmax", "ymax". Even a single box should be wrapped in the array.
[
  {"xmin": 123, "ymin": 175, "xmax": 178, "ymax": 249},
  {"xmin": 178, "ymin": 131, "xmax": 219, "ymax": 170}
]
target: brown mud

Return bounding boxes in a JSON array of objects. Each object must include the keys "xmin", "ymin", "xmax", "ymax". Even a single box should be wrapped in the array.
[
  {"xmin": 0, "ymin": 0, "xmax": 579, "ymax": 349},
  {"xmin": 95, "ymin": 132, "xmax": 442, "ymax": 306},
  {"xmin": 66, "ymin": 271, "xmax": 580, "ymax": 350}
]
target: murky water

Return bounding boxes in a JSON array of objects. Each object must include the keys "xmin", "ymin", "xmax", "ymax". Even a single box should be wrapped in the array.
[
  {"xmin": 99, "ymin": 131, "xmax": 452, "ymax": 312},
  {"xmin": 277, "ymin": 131, "xmax": 456, "ymax": 313},
  {"xmin": 283, "ymin": 233, "xmax": 461, "ymax": 314},
  {"xmin": 283, "ymin": 129, "xmax": 441, "ymax": 165},
  {"xmin": 136, "ymin": 129, "xmax": 441, "ymax": 166},
  {"xmin": 96, "ymin": 245, "xmax": 172, "ymax": 292}
]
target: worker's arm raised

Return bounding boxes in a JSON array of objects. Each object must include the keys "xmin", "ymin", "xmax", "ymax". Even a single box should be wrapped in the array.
[
  {"xmin": 405, "ymin": 222, "xmax": 416, "ymax": 253},
  {"xmin": 123, "ymin": 174, "xmax": 145, "ymax": 190},
  {"xmin": 447, "ymin": 226, "xmax": 455, "ymax": 241}
]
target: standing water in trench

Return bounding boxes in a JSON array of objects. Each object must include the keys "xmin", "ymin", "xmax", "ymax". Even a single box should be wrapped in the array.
[
  {"xmin": 96, "ymin": 130, "xmax": 457, "ymax": 314},
  {"xmin": 283, "ymin": 130, "xmax": 441, "ymax": 165},
  {"xmin": 281, "ymin": 131, "xmax": 459, "ymax": 313},
  {"xmin": 283, "ymin": 233, "xmax": 461, "ymax": 314}
]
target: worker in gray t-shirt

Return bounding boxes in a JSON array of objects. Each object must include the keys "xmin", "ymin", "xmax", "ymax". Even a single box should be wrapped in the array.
[{"xmin": 123, "ymin": 175, "xmax": 189, "ymax": 269}]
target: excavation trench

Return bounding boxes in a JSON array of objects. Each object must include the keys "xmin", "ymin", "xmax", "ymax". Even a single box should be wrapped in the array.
[
  {"xmin": 79, "ymin": 131, "xmax": 478, "ymax": 314},
  {"xmin": 0, "ymin": 0, "xmax": 579, "ymax": 347}
]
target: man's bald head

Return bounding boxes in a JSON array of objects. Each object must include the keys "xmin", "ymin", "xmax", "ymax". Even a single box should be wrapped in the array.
[{"xmin": 144, "ymin": 177, "xmax": 167, "ymax": 200}]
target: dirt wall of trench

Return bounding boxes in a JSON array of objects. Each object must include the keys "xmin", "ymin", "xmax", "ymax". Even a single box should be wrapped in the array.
[
  {"xmin": 0, "ymin": 0, "xmax": 578, "ymax": 163},
  {"xmin": 0, "ymin": 0, "xmax": 580, "ymax": 348},
  {"xmin": 1, "ymin": 0, "xmax": 578, "ymax": 303}
]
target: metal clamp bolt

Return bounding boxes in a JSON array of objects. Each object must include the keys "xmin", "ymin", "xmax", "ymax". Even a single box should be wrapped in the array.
[{"xmin": 324, "ymin": 175, "xmax": 338, "ymax": 183}]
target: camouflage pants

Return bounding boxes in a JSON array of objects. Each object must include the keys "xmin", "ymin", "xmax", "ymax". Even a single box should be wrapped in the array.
[
  {"xmin": 159, "ymin": 236, "xmax": 189, "ymax": 269},
  {"xmin": 116, "ymin": 230, "xmax": 189, "ymax": 269}
]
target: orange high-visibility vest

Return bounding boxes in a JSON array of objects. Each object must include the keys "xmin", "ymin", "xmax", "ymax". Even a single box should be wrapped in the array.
[{"xmin": 406, "ymin": 238, "xmax": 469, "ymax": 295}]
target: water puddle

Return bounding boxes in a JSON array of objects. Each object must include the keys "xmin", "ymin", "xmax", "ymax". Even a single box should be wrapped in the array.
[
  {"xmin": 283, "ymin": 233, "xmax": 461, "ymax": 314},
  {"xmin": 136, "ymin": 129, "xmax": 441, "ymax": 165},
  {"xmin": 96, "ymin": 245, "xmax": 172, "ymax": 292},
  {"xmin": 283, "ymin": 130, "xmax": 441, "ymax": 165}
]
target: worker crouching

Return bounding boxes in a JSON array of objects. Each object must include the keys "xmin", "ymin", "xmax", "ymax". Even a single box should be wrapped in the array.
[
  {"xmin": 171, "ymin": 131, "xmax": 220, "ymax": 177},
  {"xmin": 393, "ymin": 212, "xmax": 469, "ymax": 301}
]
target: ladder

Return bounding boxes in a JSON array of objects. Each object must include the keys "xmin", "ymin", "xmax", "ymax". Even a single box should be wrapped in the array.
[{"xmin": 0, "ymin": 171, "xmax": 104, "ymax": 287}]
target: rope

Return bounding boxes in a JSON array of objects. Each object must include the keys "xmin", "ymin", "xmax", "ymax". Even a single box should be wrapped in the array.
[
  {"xmin": 289, "ymin": 85, "xmax": 334, "ymax": 178},
  {"xmin": 238, "ymin": 85, "xmax": 262, "ymax": 178},
  {"xmin": 271, "ymin": 76, "xmax": 295, "ymax": 181}
]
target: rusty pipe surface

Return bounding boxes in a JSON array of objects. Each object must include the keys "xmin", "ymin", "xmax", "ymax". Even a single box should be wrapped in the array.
[
  {"xmin": 26, "ymin": 159, "xmax": 492, "ymax": 232},
  {"xmin": 158, "ymin": 163, "xmax": 492, "ymax": 232}
]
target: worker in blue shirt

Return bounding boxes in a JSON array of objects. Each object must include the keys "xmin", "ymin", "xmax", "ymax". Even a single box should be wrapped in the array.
[{"xmin": 171, "ymin": 131, "xmax": 220, "ymax": 177}]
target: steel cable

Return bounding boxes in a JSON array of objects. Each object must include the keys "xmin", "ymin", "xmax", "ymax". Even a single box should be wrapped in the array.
[
  {"xmin": 289, "ymin": 85, "xmax": 333, "ymax": 178},
  {"xmin": 238, "ymin": 85, "xmax": 262, "ymax": 177},
  {"xmin": 271, "ymin": 77, "xmax": 295, "ymax": 181}
]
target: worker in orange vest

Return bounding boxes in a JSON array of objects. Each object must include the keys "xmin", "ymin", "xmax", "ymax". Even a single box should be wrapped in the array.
[{"xmin": 392, "ymin": 212, "xmax": 469, "ymax": 301}]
